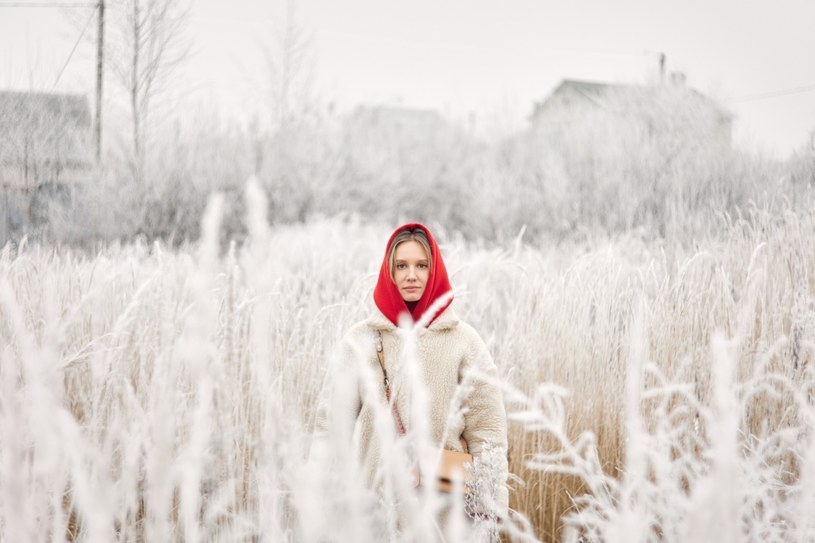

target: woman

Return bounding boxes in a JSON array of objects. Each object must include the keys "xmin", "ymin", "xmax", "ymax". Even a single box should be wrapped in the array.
[{"xmin": 316, "ymin": 223, "xmax": 508, "ymax": 538}]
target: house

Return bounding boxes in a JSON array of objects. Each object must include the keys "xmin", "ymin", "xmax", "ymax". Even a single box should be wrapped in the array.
[
  {"xmin": 0, "ymin": 90, "xmax": 93, "ymax": 187},
  {"xmin": 345, "ymin": 104, "xmax": 447, "ymax": 142},
  {"xmin": 529, "ymin": 78, "xmax": 733, "ymax": 150},
  {"xmin": 0, "ymin": 91, "xmax": 93, "ymax": 243}
]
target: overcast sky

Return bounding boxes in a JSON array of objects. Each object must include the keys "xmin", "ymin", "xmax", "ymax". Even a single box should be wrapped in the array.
[{"xmin": 2, "ymin": 0, "xmax": 814, "ymax": 156}]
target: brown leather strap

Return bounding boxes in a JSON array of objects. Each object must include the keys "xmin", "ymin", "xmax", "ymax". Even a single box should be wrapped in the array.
[{"xmin": 376, "ymin": 331, "xmax": 406, "ymax": 436}]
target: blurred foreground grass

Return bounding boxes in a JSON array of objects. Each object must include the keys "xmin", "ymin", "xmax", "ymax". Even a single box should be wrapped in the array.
[{"xmin": 1, "ymin": 205, "xmax": 813, "ymax": 541}]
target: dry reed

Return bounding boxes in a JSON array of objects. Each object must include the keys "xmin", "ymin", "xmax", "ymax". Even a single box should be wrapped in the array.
[{"xmin": 1, "ymin": 198, "xmax": 813, "ymax": 541}]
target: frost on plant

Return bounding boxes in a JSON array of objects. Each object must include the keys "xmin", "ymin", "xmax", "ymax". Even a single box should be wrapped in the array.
[{"xmin": 464, "ymin": 441, "xmax": 507, "ymax": 541}]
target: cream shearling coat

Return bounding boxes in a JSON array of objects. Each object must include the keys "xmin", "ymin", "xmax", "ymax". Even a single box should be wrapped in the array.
[{"xmin": 317, "ymin": 304, "xmax": 509, "ymax": 518}]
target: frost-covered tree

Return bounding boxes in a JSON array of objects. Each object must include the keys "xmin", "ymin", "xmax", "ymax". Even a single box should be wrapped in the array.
[{"xmin": 107, "ymin": 0, "xmax": 190, "ymax": 184}]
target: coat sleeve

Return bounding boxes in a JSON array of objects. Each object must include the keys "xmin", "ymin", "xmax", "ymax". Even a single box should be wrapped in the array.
[{"xmin": 459, "ymin": 326, "xmax": 509, "ymax": 520}]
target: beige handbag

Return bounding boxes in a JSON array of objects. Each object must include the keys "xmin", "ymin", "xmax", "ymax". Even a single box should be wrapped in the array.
[
  {"xmin": 436, "ymin": 440, "xmax": 472, "ymax": 493},
  {"xmin": 376, "ymin": 331, "xmax": 473, "ymax": 493}
]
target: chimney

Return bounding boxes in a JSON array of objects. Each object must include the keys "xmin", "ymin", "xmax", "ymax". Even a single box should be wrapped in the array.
[{"xmin": 659, "ymin": 52, "xmax": 666, "ymax": 83}]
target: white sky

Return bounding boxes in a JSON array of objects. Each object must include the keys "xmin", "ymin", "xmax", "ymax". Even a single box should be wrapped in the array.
[{"xmin": 1, "ymin": 0, "xmax": 814, "ymax": 156}]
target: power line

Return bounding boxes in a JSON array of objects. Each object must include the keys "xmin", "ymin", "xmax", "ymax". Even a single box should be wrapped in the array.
[
  {"xmin": 0, "ymin": 2, "xmax": 95, "ymax": 7},
  {"xmin": 729, "ymin": 83, "xmax": 815, "ymax": 103},
  {"xmin": 52, "ymin": 4, "xmax": 96, "ymax": 90}
]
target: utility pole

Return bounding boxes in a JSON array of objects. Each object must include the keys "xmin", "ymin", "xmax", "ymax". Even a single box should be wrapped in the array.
[{"xmin": 95, "ymin": 0, "xmax": 104, "ymax": 163}]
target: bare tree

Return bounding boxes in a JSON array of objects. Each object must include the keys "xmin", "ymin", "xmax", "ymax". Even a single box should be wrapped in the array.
[
  {"xmin": 263, "ymin": 0, "xmax": 315, "ymax": 133},
  {"xmin": 255, "ymin": 1, "xmax": 326, "ymax": 223},
  {"xmin": 108, "ymin": 0, "xmax": 190, "ymax": 183}
]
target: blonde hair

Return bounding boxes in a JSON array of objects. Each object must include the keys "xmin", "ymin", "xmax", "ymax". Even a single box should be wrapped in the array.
[{"xmin": 387, "ymin": 229, "xmax": 432, "ymax": 280}]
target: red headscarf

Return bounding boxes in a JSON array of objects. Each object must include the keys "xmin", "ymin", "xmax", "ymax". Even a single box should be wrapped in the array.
[{"xmin": 373, "ymin": 223, "xmax": 453, "ymax": 327}]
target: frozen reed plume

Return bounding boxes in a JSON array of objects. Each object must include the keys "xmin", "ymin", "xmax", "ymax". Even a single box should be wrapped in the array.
[{"xmin": 0, "ymin": 198, "xmax": 813, "ymax": 541}]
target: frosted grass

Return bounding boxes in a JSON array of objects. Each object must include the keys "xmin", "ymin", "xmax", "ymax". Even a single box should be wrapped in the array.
[{"xmin": 0, "ymin": 191, "xmax": 813, "ymax": 541}]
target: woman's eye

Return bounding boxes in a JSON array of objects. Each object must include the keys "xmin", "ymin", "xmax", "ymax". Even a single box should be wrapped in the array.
[
  {"xmin": 396, "ymin": 263, "xmax": 406, "ymax": 269},
  {"xmin": 419, "ymin": 263, "xmax": 428, "ymax": 269}
]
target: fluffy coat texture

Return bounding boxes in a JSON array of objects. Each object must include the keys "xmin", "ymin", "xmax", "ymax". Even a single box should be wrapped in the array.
[{"xmin": 316, "ymin": 304, "xmax": 509, "ymax": 520}]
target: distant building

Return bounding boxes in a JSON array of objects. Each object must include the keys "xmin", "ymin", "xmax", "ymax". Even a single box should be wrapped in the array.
[
  {"xmin": 0, "ymin": 91, "xmax": 93, "ymax": 243},
  {"xmin": 0, "ymin": 91, "xmax": 93, "ymax": 187},
  {"xmin": 529, "ymin": 78, "xmax": 733, "ymax": 149},
  {"xmin": 346, "ymin": 104, "xmax": 447, "ymax": 141}
]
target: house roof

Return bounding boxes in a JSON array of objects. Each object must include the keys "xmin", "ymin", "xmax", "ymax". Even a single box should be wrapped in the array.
[
  {"xmin": 535, "ymin": 78, "xmax": 733, "ymax": 121},
  {"xmin": 559, "ymin": 79, "xmax": 616, "ymax": 101},
  {"xmin": 0, "ymin": 90, "xmax": 92, "ymax": 167}
]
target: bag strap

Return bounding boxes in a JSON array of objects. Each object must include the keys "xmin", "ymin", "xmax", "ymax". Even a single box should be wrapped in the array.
[{"xmin": 376, "ymin": 330, "xmax": 407, "ymax": 436}]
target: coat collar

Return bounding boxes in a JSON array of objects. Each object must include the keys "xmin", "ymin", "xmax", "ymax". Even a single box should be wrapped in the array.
[{"xmin": 366, "ymin": 304, "xmax": 460, "ymax": 333}]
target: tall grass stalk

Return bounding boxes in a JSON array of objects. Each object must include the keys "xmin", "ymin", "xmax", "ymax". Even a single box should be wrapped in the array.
[{"xmin": 1, "ymin": 190, "xmax": 813, "ymax": 541}]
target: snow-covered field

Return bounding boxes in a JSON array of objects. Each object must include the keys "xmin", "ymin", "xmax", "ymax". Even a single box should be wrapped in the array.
[{"xmin": 1, "ymin": 189, "xmax": 814, "ymax": 542}]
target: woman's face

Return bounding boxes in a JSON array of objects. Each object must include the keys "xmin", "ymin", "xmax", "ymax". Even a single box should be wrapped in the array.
[{"xmin": 393, "ymin": 240, "xmax": 430, "ymax": 302}]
